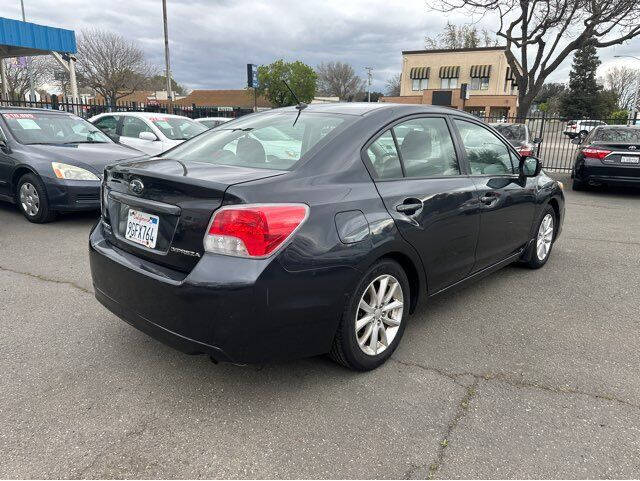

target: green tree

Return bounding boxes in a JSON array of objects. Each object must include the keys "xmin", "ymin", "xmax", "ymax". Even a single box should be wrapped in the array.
[
  {"xmin": 560, "ymin": 40, "xmax": 601, "ymax": 119},
  {"xmin": 256, "ymin": 59, "xmax": 317, "ymax": 107}
]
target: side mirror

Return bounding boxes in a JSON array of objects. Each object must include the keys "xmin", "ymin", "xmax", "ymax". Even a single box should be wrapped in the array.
[
  {"xmin": 520, "ymin": 155, "xmax": 542, "ymax": 177},
  {"xmin": 533, "ymin": 137, "xmax": 542, "ymax": 145},
  {"xmin": 571, "ymin": 137, "xmax": 581, "ymax": 145},
  {"xmin": 138, "ymin": 131, "xmax": 158, "ymax": 141}
]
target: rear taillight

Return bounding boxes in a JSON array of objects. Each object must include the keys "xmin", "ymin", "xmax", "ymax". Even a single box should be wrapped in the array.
[
  {"xmin": 517, "ymin": 144, "xmax": 534, "ymax": 157},
  {"xmin": 204, "ymin": 204, "xmax": 309, "ymax": 258},
  {"xmin": 582, "ymin": 147, "xmax": 612, "ymax": 160}
]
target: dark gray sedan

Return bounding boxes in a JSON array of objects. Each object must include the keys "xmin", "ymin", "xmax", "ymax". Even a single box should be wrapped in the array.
[{"xmin": 0, "ymin": 108, "xmax": 142, "ymax": 222}]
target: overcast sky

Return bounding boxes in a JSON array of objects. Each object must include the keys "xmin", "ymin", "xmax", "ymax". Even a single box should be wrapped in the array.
[{"xmin": 6, "ymin": 0, "xmax": 640, "ymax": 92}]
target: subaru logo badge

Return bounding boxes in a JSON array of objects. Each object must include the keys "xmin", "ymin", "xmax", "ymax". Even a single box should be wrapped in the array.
[
  {"xmin": 129, "ymin": 178, "xmax": 144, "ymax": 195},
  {"xmin": 629, "ymin": 145, "xmax": 637, "ymax": 150}
]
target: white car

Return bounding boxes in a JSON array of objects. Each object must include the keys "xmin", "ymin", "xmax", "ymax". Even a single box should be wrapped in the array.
[
  {"xmin": 194, "ymin": 117, "xmax": 232, "ymax": 129},
  {"xmin": 89, "ymin": 112, "xmax": 208, "ymax": 156},
  {"xmin": 563, "ymin": 119, "xmax": 607, "ymax": 140}
]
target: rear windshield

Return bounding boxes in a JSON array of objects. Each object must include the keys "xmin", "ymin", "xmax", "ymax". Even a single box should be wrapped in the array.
[
  {"xmin": 160, "ymin": 111, "xmax": 352, "ymax": 170},
  {"xmin": 593, "ymin": 128, "xmax": 640, "ymax": 143},
  {"xmin": 491, "ymin": 123, "xmax": 527, "ymax": 142},
  {"xmin": 149, "ymin": 116, "xmax": 207, "ymax": 140},
  {"xmin": 2, "ymin": 112, "xmax": 111, "ymax": 145}
]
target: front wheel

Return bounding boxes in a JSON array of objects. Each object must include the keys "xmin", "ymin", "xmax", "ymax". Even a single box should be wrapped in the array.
[
  {"xmin": 329, "ymin": 259, "xmax": 410, "ymax": 371},
  {"xmin": 524, "ymin": 206, "xmax": 556, "ymax": 269},
  {"xmin": 16, "ymin": 173, "xmax": 56, "ymax": 223}
]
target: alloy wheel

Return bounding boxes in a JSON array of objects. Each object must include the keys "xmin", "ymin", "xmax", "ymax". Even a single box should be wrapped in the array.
[
  {"xmin": 536, "ymin": 213, "xmax": 554, "ymax": 261},
  {"xmin": 355, "ymin": 274, "xmax": 404, "ymax": 356},
  {"xmin": 19, "ymin": 182, "xmax": 40, "ymax": 217}
]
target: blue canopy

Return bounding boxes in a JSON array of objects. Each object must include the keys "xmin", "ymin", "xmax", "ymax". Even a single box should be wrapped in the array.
[{"xmin": 0, "ymin": 17, "xmax": 76, "ymax": 58}]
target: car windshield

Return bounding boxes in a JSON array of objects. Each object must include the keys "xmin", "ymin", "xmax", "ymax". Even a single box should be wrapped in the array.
[
  {"xmin": 149, "ymin": 116, "xmax": 207, "ymax": 140},
  {"xmin": 594, "ymin": 128, "xmax": 640, "ymax": 143},
  {"xmin": 3, "ymin": 112, "xmax": 111, "ymax": 145},
  {"xmin": 158, "ymin": 111, "xmax": 352, "ymax": 171},
  {"xmin": 492, "ymin": 123, "xmax": 527, "ymax": 143}
]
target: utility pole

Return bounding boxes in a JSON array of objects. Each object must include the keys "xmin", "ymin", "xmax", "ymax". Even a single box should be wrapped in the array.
[
  {"xmin": 20, "ymin": 0, "xmax": 36, "ymax": 103},
  {"xmin": 162, "ymin": 0, "xmax": 173, "ymax": 103},
  {"xmin": 364, "ymin": 67, "xmax": 373, "ymax": 102}
]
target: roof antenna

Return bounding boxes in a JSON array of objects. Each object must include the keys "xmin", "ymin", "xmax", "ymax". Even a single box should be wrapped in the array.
[{"xmin": 282, "ymin": 79, "xmax": 307, "ymax": 126}]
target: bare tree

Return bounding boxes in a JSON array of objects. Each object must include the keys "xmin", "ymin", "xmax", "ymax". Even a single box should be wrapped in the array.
[
  {"xmin": 316, "ymin": 62, "xmax": 366, "ymax": 101},
  {"xmin": 385, "ymin": 73, "xmax": 402, "ymax": 96},
  {"xmin": 425, "ymin": 21, "xmax": 497, "ymax": 49},
  {"xmin": 2, "ymin": 56, "xmax": 52, "ymax": 100},
  {"xmin": 428, "ymin": 0, "xmax": 640, "ymax": 117},
  {"xmin": 75, "ymin": 29, "xmax": 154, "ymax": 106},
  {"xmin": 603, "ymin": 65, "xmax": 640, "ymax": 111}
]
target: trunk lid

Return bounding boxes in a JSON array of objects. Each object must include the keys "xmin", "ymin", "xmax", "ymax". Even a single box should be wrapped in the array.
[
  {"xmin": 594, "ymin": 142, "xmax": 640, "ymax": 167},
  {"xmin": 102, "ymin": 158, "xmax": 286, "ymax": 272}
]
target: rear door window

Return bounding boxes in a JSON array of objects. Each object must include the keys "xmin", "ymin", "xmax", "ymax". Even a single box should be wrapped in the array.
[
  {"xmin": 94, "ymin": 115, "xmax": 119, "ymax": 137},
  {"xmin": 366, "ymin": 130, "xmax": 403, "ymax": 179}
]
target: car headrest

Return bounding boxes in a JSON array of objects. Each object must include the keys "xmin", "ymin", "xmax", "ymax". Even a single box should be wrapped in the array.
[
  {"xmin": 401, "ymin": 129, "xmax": 431, "ymax": 159},
  {"xmin": 236, "ymin": 136, "xmax": 266, "ymax": 163}
]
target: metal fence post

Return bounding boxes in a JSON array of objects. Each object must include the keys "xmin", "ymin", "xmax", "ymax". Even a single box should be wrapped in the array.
[{"xmin": 536, "ymin": 111, "xmax": 546, "ymax": 158}]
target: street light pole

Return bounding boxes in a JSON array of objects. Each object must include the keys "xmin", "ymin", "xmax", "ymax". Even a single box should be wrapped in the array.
[
  {"xmin": 364, "ymin": 66, "xmax": 373, "ymax": 102},
  {"xmin": 20, "ymin": 0, "xmax": 36, "ymax": 103},
  {"xmin": 162, "ymin": 0, "xmax": 173, "ymax": 103},
  {"xmin": 614, "ymin": 55, "xmax": 640, "ymax": 124}
]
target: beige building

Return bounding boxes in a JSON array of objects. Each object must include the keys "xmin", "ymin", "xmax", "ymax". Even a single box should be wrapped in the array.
[{"xmin": 383, "ymin": 46, "xmax": 520, "ymax": 118}]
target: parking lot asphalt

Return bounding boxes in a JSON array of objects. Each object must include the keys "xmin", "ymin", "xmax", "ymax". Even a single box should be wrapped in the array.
[{"xmin": 1, "ymin": 173, "xmax": 639, "ymax": 479}]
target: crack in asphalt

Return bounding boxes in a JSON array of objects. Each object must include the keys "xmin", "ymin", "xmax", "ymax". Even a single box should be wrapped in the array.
[
  {"xmin": 392, "ymin": 357, "xmax": 640, "ymax": 479},
  {"xmin": 563, "ymin": 236, "xmax": 640, "ymax": 247},
  {"xmin": 403, "ymin": 378, "xmax": 480, "ymax": 480},
  {"xmin": 0, "ymin": 265, "xmax": 93, "ymax": 295},
  {"xmin": 390, "ymin": 357, "xmax": 640, "ymax": 411}
]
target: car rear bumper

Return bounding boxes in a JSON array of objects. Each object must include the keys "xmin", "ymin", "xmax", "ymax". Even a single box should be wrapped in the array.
[
  {"xmin": 89, "ymin": 222, "xmax": 357, "ymax": 364},
  {"xmin": 578, "ymin": 160, "xmax": 640, "ymax": 186},
  {"xmin": 47, "ymin": 179, "xmax": 101, "ymax": 211}
]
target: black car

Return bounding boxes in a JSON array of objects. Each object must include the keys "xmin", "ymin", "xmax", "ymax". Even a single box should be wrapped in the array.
[
  {"xmin": 90, "ymin": 103, "xmax": 565, "ymax": 371},
  {"xmin": 0, "ymin": 108, "xmax": 142, "ymax": 222},
  {"xmin": 489, "ymin": 122, "xmax": 541, "ymax": 157},
  {"xmin": 571, "ymin": 125, "xmax": 640, "ymax": 190}
]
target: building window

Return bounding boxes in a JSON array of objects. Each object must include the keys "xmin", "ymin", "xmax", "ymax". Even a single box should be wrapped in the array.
[
  {"xmin": 470, "ymin": 77, "xmax": 489, "ymax": 90},
  {"xmin": 440, "ymin": 77, "xmax": 458, "ymax": 89},
  {"xmin": 412, "ymin": 78, "xmax": 429, "ymax": 91}
]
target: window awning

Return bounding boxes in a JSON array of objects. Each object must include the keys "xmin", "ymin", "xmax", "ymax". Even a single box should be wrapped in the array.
[
  {"xmin": 409, "ymin": 66, "xmax": 430, "ymax": 79},
  {"xmin": 470, "ymin": 65, "xmax": 492, "ymax": 78},
  {"xmin": 439, "ymin": 66, "xmax": 460, "ymax": 78}
]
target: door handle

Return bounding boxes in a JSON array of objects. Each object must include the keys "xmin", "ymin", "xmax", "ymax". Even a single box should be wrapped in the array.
[
  {"xmin": 480, "ymin": 192, "xmax": 499, "ymax": 206},
  {"xmin": 396, "ymin": 198, "xmax": 423, "ymax": 215}
]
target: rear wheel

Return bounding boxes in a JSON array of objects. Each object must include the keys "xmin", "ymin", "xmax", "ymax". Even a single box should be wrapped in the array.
[
  {"xmin": 16, "ymin": 173, "xmax": 55, "ymax": 223},
  {"xmin": 329, "ymin": 259, "xmax": 409, "ymax": 371}
]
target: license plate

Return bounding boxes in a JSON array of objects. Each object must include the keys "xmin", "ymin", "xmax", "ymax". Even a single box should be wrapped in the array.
[
  {"xmin": 125, "ymin": 209, "xmax": 159, "ymax": 248},
  {"xmin": 621, "ymin": 156, "xmax": 639, "ymax": 164}
]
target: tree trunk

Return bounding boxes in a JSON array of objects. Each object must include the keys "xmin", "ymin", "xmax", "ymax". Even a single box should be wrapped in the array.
[{"xmin": 516, "ymin": 91, "xmax": 535, "ymax": 120}]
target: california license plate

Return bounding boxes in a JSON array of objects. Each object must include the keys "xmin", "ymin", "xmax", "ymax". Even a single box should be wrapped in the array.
[
  {"xmin": 125, "ymin": 209, "xmax": 159, "ymax": 248},
  {"xmin": 620, "ymin": 156, "xmax": 639, "ymax": 164}
]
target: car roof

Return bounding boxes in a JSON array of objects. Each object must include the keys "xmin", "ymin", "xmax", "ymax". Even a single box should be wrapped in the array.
[
  {"xmin": 276, "ymin": 102, "xmax": 473, "ymax": 117},
  {"xmin": 96, "ymin": 111, "xmax": 192, "ymax": 119},
  {"xmin": 595, "ymin": 124, "xmax": 640, "ymax": 129},
  {"xmin": 0, "ymin": 106, "xmax": 72, "ymax": 115},
  {"xmin": 489, "ymin": 122, "xmax": 525, "ymax": 126},
  {"xmin": 195, "ymin": 117, "xmax": 232, "ymax": 121}
]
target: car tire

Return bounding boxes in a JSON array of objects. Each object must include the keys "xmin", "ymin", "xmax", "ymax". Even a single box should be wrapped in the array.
[
  {"xmin": 523, "ymin": 206, "xmax": 556, "ymax": 269},
  {"xmin": 329, "ymin": 259, "xmax": 410, "ymax": 371},
  {"xmin": 572, "ymin": 177, "xmax": 586, "ymax": 191},
  {"xmin": 15, "ymin": 173, "xmax": 56, "ymax": 223}
]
